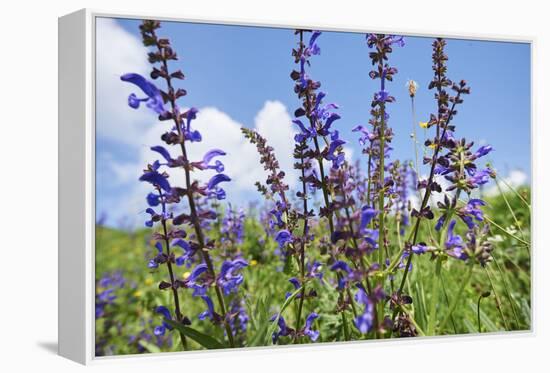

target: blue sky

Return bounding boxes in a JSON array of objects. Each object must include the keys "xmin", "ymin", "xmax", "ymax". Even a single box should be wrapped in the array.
[{"xmin": 95, "ymin": 17, "xmax": 531, "ymax": 228}]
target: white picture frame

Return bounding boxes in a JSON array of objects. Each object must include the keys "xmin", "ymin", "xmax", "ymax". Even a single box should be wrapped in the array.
[{"xmin": 58, "ymin": 8, "xmax": 534, "ymax": 365}]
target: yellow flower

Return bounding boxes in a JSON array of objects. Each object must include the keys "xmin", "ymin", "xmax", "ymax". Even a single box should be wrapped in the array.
[
  {"xmin": 250, "ymin": 259, "xmax": 258, "ymax": 266},
  {"xmin": 183, "ymin": 271, "xmax": 191, "ymax": 279},
  {"xmin": 428, "ymin": 143, "xmax": 437, "ymax": 150},
  {"xmin": 133, "ymin": 290, "xmax": 142, "ymax": 298},
  {"xmin": 144, "ymin": 277, "xmax": 154, "ymax": 286},
  {"xmin": 419, "ymin": 121, "xmax": 429, "ymax": 128}
]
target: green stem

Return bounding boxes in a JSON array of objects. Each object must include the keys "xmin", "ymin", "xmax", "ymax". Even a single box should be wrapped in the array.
[
  {"xmin": 439, "ymin": 263, "xmax": 474, "ymax": 332},
  {"xmin": 484, "ymin": 267, "xmax": 509, "ymax": 330},
  {"xmin": 427, "ymin": 256, "xmax": 443, "ymax": 335}
]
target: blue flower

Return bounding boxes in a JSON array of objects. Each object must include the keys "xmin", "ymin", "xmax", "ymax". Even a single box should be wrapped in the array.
[
  {"xmin": 325, "ymin": 130, "xmax": 346, "ymax": 169},
  {"xmin": 218, "ymin": 258, "xmax": 248, "ymax": 295},
  {"xmin": 193, "ymin": 149, "xmax": 226, "ymax": 173},
  {"xmin": 207, "ymin": 173, "xmax": 231, "ymax": 190},
  {"xmin": 270, "ymin": 315, "xmax": 291, "ymax": 343},
  {"xmin": 330, "ymin": 261, "xmax": 352, "ymax": 290},
  {"xmin": 139, "ymin": 169, "xmax": 171, "ymax": 192},
  {"xmin": 275, "ymin": 230, "xmax": 292, "ymax": 248},
  {"xmin": 411, "ymin": 243, "xmax": 428, "ymax": 255},
  {"xmin": 445, "ymin": 220, "xmax": 468, "ymax": 260},
  {"xmin": 183, "ymin": 107, "xmax": 202, "ymax": 142},
  {"xmin": 146, "ymin": 192, "xmax": 160, "ymax": 207},
  {"xmin": 474, "ymin": 145, "xmax": 493, "ymax": 159},
  {"xmin": 172, "ymin": 239, "xmax": 195, "ymax": 266},
  {"xmin": 293, "ymin": 118, "xmax": 315, "ymax": 142},
  {"xmin": 468, "ymin": 167, "xmax": 492, "ymax": 188},
  {"xmin": 121, "ymin": 73, "xmax": 166, "ymax": 114},
  {"xmin": 308, "ymin": 31, "xmax": 322, "ymax": 56},
  {"xmin": 354, "ymin": 287, "xmax": 375, "ymax": 334},
  {"xmin": 151, "ymin": 145, "xmax": 174, "ymax": 165},
  {"xmin": 303, "ymin": 313, "xmax": 320, "ymax": 341},
  {"xmin": 198, "ymin": 295, "xmax": 216, "ymax": 321},
  {"xmin": 360, "ymin": 206, "xmax": 379, "ymax": 232},
  {"xmin": 153, "ymin": 306, "xmax": 174, "ymax": 336},
  {"xmin": 144, "ymin": 208, "xmax": 156, "ymax": 227},
  {"xmin": 460, "ymin": 199, "xmax": 486, "ymax": 229},
  {"xmin": 435, "ymin": 215, "xmax": 445, "ymax": 231}
]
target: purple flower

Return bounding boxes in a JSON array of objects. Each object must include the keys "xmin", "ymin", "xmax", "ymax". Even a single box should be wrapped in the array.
[
  {"xmin": 360, "ymin": 206, "xmax": 379, "ymax": 232},
  {"xmin": 303, "ymin": 313, "xmax": 320, "ymax": 341},
  {"xmin": 139, "ymin": 169, "xmax": 171, "ymax": 192},
  {"xmin": 198, "ymin": 295, "xmax": 216, "ymax": 321},
  {"xmin": 207, "ymin": 173, "xmax": 231, "ymax": 190},
  {"xmin": 183, "ymin": 107, "xmax": 202, "ymax": 142},
  {"xmin": 270, "ymin": 315, "xmax": 291, "ymax": 343},
  {"xmin": 172, "ymin": 239, "xmax": 195, "ymax": 266},
  {"xmin": 354, "ymin": 287, "xmax": 375, "ymax": 334},
  {"xmin": 325, "ymin": 130, "xmax": 346, "ymax": 169},
  {"xmin": 275, "ymin": 229, "xmax": 292, "ymax": 248},
  {"xmin": 460, "ymin": 199, "xmax": 486, "ymax": 229},
  {"xmin": 193, "ymin": 149, "xmax": 226, "ymax": 173},
  {"xmin": 153, "ymin": 306, "xmax": 174, "ymax": 336},
  {"xmin": 218, "ymin": 258, "xmax": 248, "ymax": 295},
  {"xmin": 474, "ymin": 145, "xmax": 493, "ymax": 159},
  {"xmin": 444, "ymin": 220, "xmax": 468, "ymax": 260},
  {"xmin": 411, "ymin": 243, "xmax": 428, "ymax": 255},
  {"xmin": 121, "ymin": 73, "xmax": 166, "ymax": 114},
  {"xmin": 468, "ymin": 168, "xmax": 492, "ymax": 188},
  {"xmin": 146, "ymin": 192, "xmax": 161, "ymax": 207},
  {"xmin": 308, "ymin": 31, "xmax": 322, "ymax": 56},
  {"xmin": 330, "ymin": 261, "xmax": 352, "ymax": 290},
  {"xmin": 445, "ymin": 220, "xmax": 463, "ymax": 249}
]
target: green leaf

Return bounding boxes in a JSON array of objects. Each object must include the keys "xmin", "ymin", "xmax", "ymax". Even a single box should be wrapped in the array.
[
  {"xmin": 247, "ymin": 298, "xmax": 271, "ymax": 347},
  {"xmin": 138, "ymin": 340, "xmax": 161, "ymax": 354},
  {"xmin": 165, "ymin": 320, "xmax": 225, "ymax": 350},
  {"xmin": 265, "ymin": 286, "xmax": 303, "ymax": 345}
]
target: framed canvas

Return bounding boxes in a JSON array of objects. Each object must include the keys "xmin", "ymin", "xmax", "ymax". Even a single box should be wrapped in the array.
[{"xmin": 58, "ymin": 8, "xmax": 533, "ymax": 365}]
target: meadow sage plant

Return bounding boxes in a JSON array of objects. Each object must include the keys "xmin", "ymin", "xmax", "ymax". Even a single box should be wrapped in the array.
[
  {"xmin": 122, "ymin": 20, "xmax": 247, "ymax": 349},
  {"xmin": 97, "ymin": 19, "xmax": 529, "ymax": 356}
]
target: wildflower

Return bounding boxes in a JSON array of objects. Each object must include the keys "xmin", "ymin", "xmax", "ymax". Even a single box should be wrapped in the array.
[
  {"xmin": 354, "ymin": 286, "xmax": 376, "ymax": 334},
  {"xmin": 411, "ymin": 243, "xmax": 428, "ymax": 255},
  {"xmin": 153, "ymin": 306, "xmax": 174, "ymax": 336},
  {"xmin": 303, "ymin": 313, "xmax": 320, "ymax": 341},
  {"xmin": 198, "ymin": 295, "xmax": 219, "ymax": 322},
  {"xmin": 139, "ymin": 167, "xmax": 171, "ymax": 193},
  {"xmin": 458, "ymin": 199, "xmax": 486, "ymax": 229},
  {"xmin": 419, "ymin": 121, "xmax": 429, "ymax": 128},
  {"xmin": 191, "ymin": 149, "xmax": 226, "ymax": 172},
  {"xmin": 270, "ymin": 315, "xmax": 292, "ymax": 343},
  {"xmin": 275, "ymin": 229, "xmax": 292, "ymax": 248},
  {"xmin": 218, "ymin": 258, "xmax": 248, "ymax": 295},
  {"xmin": 445, "ymin": 220, "xmax": 467, "ymax": 260},
  {"xmin": 120, "ymin": 73, "xmax": 166, "ymax": 114},
  {"xmin": 359, "ymin": 206, "xmax": 378, "ymax": 232}
]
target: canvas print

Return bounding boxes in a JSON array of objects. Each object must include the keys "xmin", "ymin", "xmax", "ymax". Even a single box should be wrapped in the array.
[{"xmin": 94, "ymin": 16, "xmax": 531, "ymax": 356}]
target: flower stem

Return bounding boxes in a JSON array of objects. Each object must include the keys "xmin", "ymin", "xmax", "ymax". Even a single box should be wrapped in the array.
[
  {"xmin": 157, "ymin": 189, "xmax": 188, "ymax": 350},
  {"xmin": 439, "ymin": 263, "xmax": 473, "ymax": 332},
  {"xmin": 426, "ymin": 255, "xmax": 443, "ymax": 335},
  {"xmin": 152, "ymin": 30, "xmax": 236, "ymax": 347},
  {"xmin": 295, "ymin": 144, "xmax": 309, "ymax": 338}
]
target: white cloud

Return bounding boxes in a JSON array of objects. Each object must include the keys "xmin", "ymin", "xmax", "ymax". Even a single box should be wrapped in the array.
[
  {"xmin": 485, "ymin": 169, "xmax": 528, "ymax": 197},
  {"xmin": 105, "ymin": 101, "xmax": 298, "ymax": 225},
  {"xmin": 94, "ymin": 19, "xmax": 299, "ymax": 226},
  {"xmin": 95, "ymin": 18, "xmax": 155, "ymax": 144}
]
